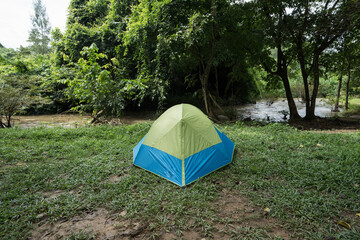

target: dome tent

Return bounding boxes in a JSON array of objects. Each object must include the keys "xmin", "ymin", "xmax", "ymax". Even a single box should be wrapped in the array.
[{"xmin": 133, "ymin": 104, "xmax": 235, "ymax": 186}]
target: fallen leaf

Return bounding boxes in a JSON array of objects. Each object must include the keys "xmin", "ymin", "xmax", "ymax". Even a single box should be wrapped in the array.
[
  {"xmin": 337, "ymin": 221, "xmax": 351, "ymax": 229},
  {"xmin": 120, "ymin": 210, "xmax": 127, "ymax": 216},
  {"xmin": 36, "ymin": 213, "xmax": 45, "ymax": 219},
  {"xmin": 299, "ymin": 145, "xmax": 303, "ymax": 148}
]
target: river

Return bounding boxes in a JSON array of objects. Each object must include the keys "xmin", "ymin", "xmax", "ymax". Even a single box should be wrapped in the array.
[
  {"xmin": 11, "ymin": 99, "xmax": 339, "ymax": 128},
  {"xmin": 236, "ymin": 98, "xmax": 340, "ymax": 122}
]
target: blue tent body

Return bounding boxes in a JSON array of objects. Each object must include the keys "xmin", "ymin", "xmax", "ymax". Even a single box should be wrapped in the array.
[{"xmin": 133, "ymin": 104, "xmax": 235, "ymax": 186}]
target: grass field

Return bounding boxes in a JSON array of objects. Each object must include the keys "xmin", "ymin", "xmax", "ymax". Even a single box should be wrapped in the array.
[
  {"xmin": 349, "ymin": 98, "xmax": 360, "ymax": 105},
  {"xmin": 1, "ymin": 123, "xmax": 359, "ymax": 239}
]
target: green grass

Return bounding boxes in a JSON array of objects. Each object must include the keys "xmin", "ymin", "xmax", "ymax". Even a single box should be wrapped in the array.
[
  {"xmin": 340, "ymin": 98, "xmax": 360, "ymax": 118},
  {"xmin": 349, "ymin": 98, "xmax": 360, "ymax": 105},
  {"xmin": 1, "ymin": 123, "xmax": 359, "ymax": 239}
]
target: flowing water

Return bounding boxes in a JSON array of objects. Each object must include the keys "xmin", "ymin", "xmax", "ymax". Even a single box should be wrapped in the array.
[
  {"xmin": 236, "ymin": 98, "xmax": 340, "ymax": 122},
  {"xmin": 10, "ymin": 98, "xmax": 339, "ymax": 128}
]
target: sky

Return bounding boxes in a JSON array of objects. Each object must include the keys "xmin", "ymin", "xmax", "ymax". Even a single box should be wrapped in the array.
[{"xmin": 0, "ymin": 0, "xmax": 71, "ymax": 49}]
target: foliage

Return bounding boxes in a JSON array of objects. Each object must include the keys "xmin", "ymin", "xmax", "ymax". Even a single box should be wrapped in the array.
[
  {"xmin": 0, "ymin": 123, "xmax": 359, "ymax": 239},
  {"xmin": 64, "ymin": 43, "xmax": 148, "ymax": 115},
  {"xmin": 122, "ymin": 0, "xmax": 259, "ymax": 116},
  {"xmin": 28, "ymin": 0, "xmax": 51, "ymax": 54},
  {"xmin": 0, "ymin": 80, "xmax": 26, "ymax": 128},
  {"xmin": 0, "ymin": 44, "xmax": 65, "ymax": 117},
  {"xmin": 255, "ymin": 0, "xmax": 360, "ymax": 119},
  {"xmin": 50, "ymin": 0, "xmax": 170, "ymax": 115},
  {"xmin": 0, "ymin": 75, "xmax": 50, "ymax": 127},
  {"xmin": 50, "ymin": 0, "xmax": 265, "ymax": 117},
  {"xmin": 2, "ymin": 0, "xmax": 360, "ymax": 118}
]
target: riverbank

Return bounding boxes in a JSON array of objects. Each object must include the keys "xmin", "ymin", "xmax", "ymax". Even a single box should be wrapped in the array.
[
  {"xmin": 12, "ymin": 112, "xmax": 153, "ymax": 128},
  {"xmin": 7, "ymin": 97, "xmax": 360, "ymax": 130}
]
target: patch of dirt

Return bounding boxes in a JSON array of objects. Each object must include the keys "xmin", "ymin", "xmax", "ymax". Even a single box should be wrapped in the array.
[
  {"xmin": 41, "ymin": 188, "xmax": 82, "ymax": 200},
  {"xmin": 41, "ymin": 190, "xmax": 64, "ymax": 200},
  {"xmin": 0, "ymin": 164, "xmax": 13, "ymax": 171},
  {"xmin": 310, "ymin": 129, "xmax": 359, "ymax": 133},
  {"xmin": 33, "ymin": 190, "xmax": 294, "ymax": 240},
  {"xmin": 181, "ymin": 231, "xmax": 202, "ymax": 239},
  {"xmin": 100, "ymin": 174, "xmax": 129, "ymax": 184},
  {"xmin": 31, "ymin": 208, "xmax": 148, "ymax": 240},
  {"xmin": 213, "ymin": 190, "xmax": 291, "ymax": 240},
  {"xmin": 0, "ymin": 162, "xmax": 27, "ymax": 169},
  {"xmin": 161, "ymin": 230, "xmax": 201, "ymax": 240},
  {"xmin": 161, "ymin": 232, "xmax": 178, "ymax": 239},
  {"xmin": 108, "ymin": 175, "xmax": 122, "ymax": 182},
  {"xmin": 289, "ymin": 117, "xmax": 360, "ymax": 131}
]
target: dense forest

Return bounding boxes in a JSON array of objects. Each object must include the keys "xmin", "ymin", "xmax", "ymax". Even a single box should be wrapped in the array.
[{"xmin": 1, "ymin": 0, "xmax": 360, "ymax": 127}]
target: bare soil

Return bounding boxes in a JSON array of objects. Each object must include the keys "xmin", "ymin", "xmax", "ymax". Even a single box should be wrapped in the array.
[
  {"xmin": 288, "ymin": 117, "xmax": 360, "ymax": 131},
  {"xmin": 14, "ymin": 113, "xmax": 152, "ymax": 128},
  {"xmin": 31, "ymin": 208, "xmax": 149, "ymax": 240},
  {"xmin": 212, "ymin": 189, "xmax": 291, "ymax": 239},
  {"xmin": 31, "ymin": 189, "xmax": 293, "ymax": 240}
]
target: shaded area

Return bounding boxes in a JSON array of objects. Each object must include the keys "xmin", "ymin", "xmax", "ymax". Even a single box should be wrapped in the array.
[{"xmin": 289, "ymin": 117, "xmax": 360, "ymax": 131}]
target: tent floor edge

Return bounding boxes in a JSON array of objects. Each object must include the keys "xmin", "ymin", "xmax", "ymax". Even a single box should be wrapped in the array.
[{"xmin": 133, "ymin": 164, "xmax": 183, "ymax": 187}]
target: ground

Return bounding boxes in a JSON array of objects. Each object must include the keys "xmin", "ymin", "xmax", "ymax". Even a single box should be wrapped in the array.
[
  {"xmin": 31, "ymin": 186, "xmax": 293, "ymax": 240},
  {"xmin": 289, "ymin": 117, "xmax": 360, "ymax": 131},
  {"xmin": 1, "ymin": 120, "xmax": 359, "ymax": 240}
]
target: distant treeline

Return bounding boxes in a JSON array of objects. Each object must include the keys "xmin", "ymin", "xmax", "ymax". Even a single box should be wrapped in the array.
[{"xmin": 1, "ymin": 0, "xmax": 359, "ymax": 123}]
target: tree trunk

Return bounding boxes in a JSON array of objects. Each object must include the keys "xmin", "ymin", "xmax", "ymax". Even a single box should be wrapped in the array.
[
  {"xmin": 223, "ymin": 77, "xmax": 233, "ymax": 99},
  {"xmin": 200, "ymin": 64, "xmax": 217, "ymax": 120},
  {"xmin": 345, "ymin": 61, "xmax": 351, "ymax": 110},
  {"xmin": 296, "ymin": 45, "xmax": 312, "ymax": 120},
  {"xmin": 90, "ymin": 110, "xmax": 104, "ymax": 124},
  {"xmin": 209, "ymin": 93, "xmax": 227, "ymax": 116},
  {"xmin": 280, "ymin": 71, "xmax": 301, "ymax": 120},
  {"xmin": 277, "ymin": 47, "xmax": 301, "ymax": 121},
  {"xmin": 302, "ymin": 75, "xmax": 312, "ymax": 119},
  {"xmin": 5, "ymin": 114, "xmax": 12, "ymax": 128},
  {"xmin": 334, "ymin": 73, "xmax": 343, "ymax": 112},
  {"xmin": 305, "ymin": 53, "xmax": 320, "ymax": 120},
  {"xmin": 203, "ymin": 0, "xmax": 217, "ymax": 121},
  {"xmin": 214, "ymin": 66, "xmax": 220, "ymax": 98}
]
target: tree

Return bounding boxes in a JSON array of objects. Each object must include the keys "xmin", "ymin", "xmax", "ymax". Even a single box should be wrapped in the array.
[
  {"xmin": 0, "ymin": 79, "xmax": 27, "ymax": 128},
  {"xmin": 341, "ymin": 31, "xmax": 360, "ymax": 110},
  {"xmin": 123, "ymin": 0, "xmax": 258, "ymax": 119},
  {"xmin": 256, "ymin": 0, "xmax": 360, "ymax": 120},
  {"xmin": 64, "ymin": 43, "xmax": 148, "ymax": 117},
  {"xmin": 256, "ymin": 1, "xmax": 301, "ymax": 120},
  {"xmin": 28, "ymin": 0, "xmax": 51, "ymax": 54},
  {"xmin": 52, "ymin": 0, "xmax": 159, "ymax": 116},
  {"xmin": 322, "ymin": 22, "xmax": 360, "ymax": 111},
  {"xmin": 0, "ymin": 74, "xmax": 49, "ymax": 127}
]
